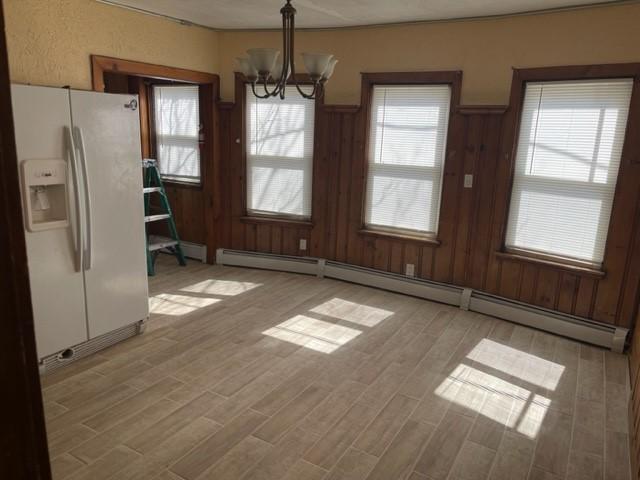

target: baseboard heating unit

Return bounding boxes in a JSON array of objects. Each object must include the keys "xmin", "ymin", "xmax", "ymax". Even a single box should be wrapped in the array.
[{"xmin": 216, "ymin": 248, "xmax": 628, "ymax": 353}]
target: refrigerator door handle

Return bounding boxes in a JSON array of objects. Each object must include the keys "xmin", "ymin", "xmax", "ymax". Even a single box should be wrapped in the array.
[
  {"xmin": 74, "ymin": 126, "xmax": 93, "ymax": 271},
  {"xmin": 65, "ymin": 126, "xmax": 83, "ymax": 272}
]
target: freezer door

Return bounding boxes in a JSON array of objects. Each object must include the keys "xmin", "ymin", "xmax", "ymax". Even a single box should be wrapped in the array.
[
  {"xmin": 70, "ymin": 90, "xmax": 149, "ymax": 338},
  {"xmin": 11, "ymin": 84, "xmax": 88, "ymax": 358}
]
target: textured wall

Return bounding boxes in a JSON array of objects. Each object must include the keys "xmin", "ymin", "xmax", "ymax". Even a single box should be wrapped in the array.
[
  {"xmin": 4, "ymin": 0, "xmax": 219, "ymax": 90},
  {"xmin": 6, "ymin": 1, "xmax": 640, "ymax": 103},
  {"xmin": 219, "ymin": 2, "xmax": 640, "ymax": 104}
]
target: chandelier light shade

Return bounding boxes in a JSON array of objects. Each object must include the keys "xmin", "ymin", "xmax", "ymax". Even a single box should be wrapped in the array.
[
  {"xmin": 235, "ymin": 0, "xmax": 337, "ymax": 100},
  {"xmin": 247, "ymin": 48, "xmax": 279, "ymax": 75}
]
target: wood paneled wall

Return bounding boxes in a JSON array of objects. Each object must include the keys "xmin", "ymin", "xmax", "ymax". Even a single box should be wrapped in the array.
[
  {"xmin": 152, "ymin": 185, "xmax": 207, "ymax": 244},
  {"xmin": 217, "ymin": 69, "xmax": 640, "ymax": 330}
]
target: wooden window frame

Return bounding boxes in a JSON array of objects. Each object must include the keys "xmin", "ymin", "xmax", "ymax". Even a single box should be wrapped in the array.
[
  {"xmin": 147, "ymin": 80, "xmax": 203, "ymax": 188},
  {"xmin": 236, "ymin": 72, "xmax": 321, "ymax": 225},
  {"xmin": 498, "ymin": 63, "xmax": 640, "ymax": 275},
  {"xmin": 358, "ymin": 71, "xmax": 462, "ymax": 245}
]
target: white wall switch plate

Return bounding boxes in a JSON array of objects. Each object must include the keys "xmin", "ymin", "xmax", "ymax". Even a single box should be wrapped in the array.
[
  {"xmin": 299, "ymin": 238, "xmax": 307, "ymax": 251},
  {"xmin": 405, "ymin": 263, "xmax": 415, "ymax": 277},
  {"xmin": 464, "ymin": 174, "xmax": 473, "ymax": 188}
]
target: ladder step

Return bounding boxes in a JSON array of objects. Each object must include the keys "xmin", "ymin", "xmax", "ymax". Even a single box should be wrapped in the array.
[
  {"xmin": 145, "ymin": 214, "xmax": 171, "ymax": 223},
  {"xmin": 148, "ymin": 240, "xmax": 179, "ymax": 252},
  {"xmin": 143, "ymin": 159, "xmax": 187, "ymax": 275}
]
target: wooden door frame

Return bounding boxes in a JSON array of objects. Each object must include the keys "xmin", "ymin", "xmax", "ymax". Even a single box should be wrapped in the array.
[
  {"xmin": 0, "ymin": 2, "xmax": 52, "ymax": 479},
  {"xmin": 91, "ymin": 55, "xmax": 221, "ymax": 263}
]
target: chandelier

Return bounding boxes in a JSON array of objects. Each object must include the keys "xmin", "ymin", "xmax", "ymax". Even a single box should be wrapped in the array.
[{"xmin": 235, "ymin": 0, "xmax": 337, "ymax": 100}]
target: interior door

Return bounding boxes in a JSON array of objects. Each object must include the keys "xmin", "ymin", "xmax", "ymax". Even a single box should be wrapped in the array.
[
  {"xmin": 11, "ymin": 85, "xmax": 88, "ymax": 358},
  {"xmin": 70, "ymin": 90, "xmax": 149, "ymax": 339}
]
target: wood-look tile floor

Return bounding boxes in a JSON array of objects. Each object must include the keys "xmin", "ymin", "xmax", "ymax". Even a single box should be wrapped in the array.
[{"xmin": 43, "ymin": 255, "xmax": 632, "ymax": 480}]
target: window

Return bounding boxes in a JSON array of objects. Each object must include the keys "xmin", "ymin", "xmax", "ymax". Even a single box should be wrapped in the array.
[
  {"xmin": 505, "ymin": 79, "xmax": 633, "ymax": 265},
  {"xmin": 365, "ymin": 84, "xmax": 451, "ymax": 235},
  {"xmin": 246, "ymin": 85, "xmax": 315, "ymax": 219},
  {"xmin": 153, "ymin": 85, "xmax": 201, "ymax": 184}
]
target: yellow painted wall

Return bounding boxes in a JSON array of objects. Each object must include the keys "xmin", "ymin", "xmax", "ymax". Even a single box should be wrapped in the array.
[
  {"xmin": 4, "ymin": 0, "xmax": 219, "ymax": 90},
  {"xmin": 4, "ymin": 1, "xmax": 640, "ymax": 105},
  {"xmin": 219, "ymin": 2, "xmax": 640, "ymax": 105}
]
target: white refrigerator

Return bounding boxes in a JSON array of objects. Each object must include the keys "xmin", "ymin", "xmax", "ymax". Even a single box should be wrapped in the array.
[{"xmin": 11, "ymin": 84, "xmax": 149, "ymax": 362}]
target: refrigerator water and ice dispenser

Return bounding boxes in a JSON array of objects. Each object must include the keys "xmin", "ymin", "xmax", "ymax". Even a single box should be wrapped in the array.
[{"xmin": 21, "ymin": 158, "xmax": 69, "ymax": 231}]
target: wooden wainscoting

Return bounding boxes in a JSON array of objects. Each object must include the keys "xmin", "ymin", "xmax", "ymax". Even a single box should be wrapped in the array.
[{"xmin": 218, "ymin": 68, "xmax": 640, "ymax": 330}]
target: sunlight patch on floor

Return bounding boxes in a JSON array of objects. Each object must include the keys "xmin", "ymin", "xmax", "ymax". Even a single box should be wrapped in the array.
[
  {"xmin": 466, "ymin": 339, "xmax": 565, "ymax": 390},
  {"xmin": 435, "ymin": 363, "xmax": 550, "ymax": 439},
  {"xmin": 309, "ymin": 298, "xmax": 394, "ymax": 327},
  {"xmin": 180, "ymin": 279, "xmax": 262, "ymax": 296},
  {"xmin": 149, "ymin": 293, "xmax": 220, "ymax": 316},
  {"xmin": 516, "ymin": 393, "xmax": 551, "ymax": 438},
  {"xmin": 262, "ymin": 314, "xmax": 362, "ymax": 353}
]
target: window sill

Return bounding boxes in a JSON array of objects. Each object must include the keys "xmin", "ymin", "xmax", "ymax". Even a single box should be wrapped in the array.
[
  {"xmin": 241, "ymin": 216, "xmax": 314, "ymax": 229},
  {"xmin": 161, "ymin": 179, "xmax": 202, "ymax": 190},
  {"xmin": 494, "ymin": 250, "xmax": 605, "ymax": 278},
  {"xmin": 358, "ymin": 228, "xmax": 441, "ymax": 246}
]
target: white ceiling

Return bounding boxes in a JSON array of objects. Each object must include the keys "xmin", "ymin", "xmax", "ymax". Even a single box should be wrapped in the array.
[{"xmin": 99, "ymin": 0, "xmax": 626, "ymax": 30}]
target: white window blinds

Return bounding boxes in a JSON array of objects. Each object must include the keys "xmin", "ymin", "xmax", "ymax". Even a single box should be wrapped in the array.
[
  {"xmin": 365, "ymin": 84, "xmax": 451, "ymax": 235},
  {"xmin": 505, "ymin": 79, "xmax": 633, "ymax": 265},
  {"xmin": 153, "ymin": 85, "xmax": 201, "ymax": 183},
  {"xmin": 246, "ymin": 85, "xmax": 315, "ymax": 219}
]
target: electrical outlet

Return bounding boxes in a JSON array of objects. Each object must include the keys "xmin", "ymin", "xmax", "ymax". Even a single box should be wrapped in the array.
[
  {"xmin": 405, "ymin": 263, "xmax": 415, "ymax": 277},
  {"xmin": 464, "ymin": 174, "xmax": 473, "ymax": 188},
  {"xmin": 299, "ymin": 238, "xmax": 307, "ymax": 251}
]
